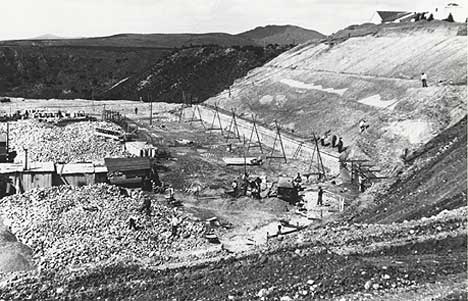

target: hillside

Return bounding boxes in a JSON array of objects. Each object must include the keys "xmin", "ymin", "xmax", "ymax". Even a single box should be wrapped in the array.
[
  {"xmin": 205, "ymin": 21, "xmax": 467, "ymax": 174},
  {"xmin": 348, "ymin": 116, "xmax": 467, "ymax": 224},
  {"xmin": 0, "ymin": 46, "xmax": 170, "ymax": 99},
  {"xmin": 0, "ymin": 27, "xmax": 322, "ymax": 100},
  {"xmin": 102, "ymin": 44, "xmax": 291, "ymax": 102},
  {"xmin": 237, "ymin": 25, "xmax": 325, "ymax": 45}
]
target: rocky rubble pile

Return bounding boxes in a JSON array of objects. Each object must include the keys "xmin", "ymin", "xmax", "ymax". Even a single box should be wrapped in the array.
[
  {"xmin": 0, "ymin": 184, "xmax": 207, "ymax": 272},
  {"xmin": 9, "ymin": 120, "xmax": 129, "ymax": 163},
  {"xmin": 265, "ymin": 207, "xmax": 467, "ymax": 256}
]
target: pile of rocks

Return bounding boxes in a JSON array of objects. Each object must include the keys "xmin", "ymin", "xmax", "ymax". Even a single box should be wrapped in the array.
[
  {"xmin": 9, "ymin": 120, "xmax": 129, "ymax": 163},
  {"xmin": 0, "ymin": 184, "xmax": 207, "ymax": 272}
]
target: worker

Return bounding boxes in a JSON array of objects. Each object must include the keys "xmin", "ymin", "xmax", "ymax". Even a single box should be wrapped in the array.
[
  {"xmin": 140, "ymin": 198, "xmax": 152, "ymax": 216},
  {"xmin": 317, "ymin": 186, "xmax": 324, "ymax": 206},
  {"xmin": 231, "ymin": 180, "xmax": 238, "ymax": 191},
  {"xmin": 127, "ymin": 216, "xmax": 139, "ymax": 230},
  {"xmin": 331, "ymin": 135, "xmax": 337, "ymax": 147},
  {"xmin": 230, "ymin": 180, "xmax": 239, "ymax": 197},
  {"xmin": 135, "ymin": 107, "xmax": 138, "ymax": 115},
  {"xmin": 337, "ymin": 137, "xmax": 344, "ymax": 153},
  {"xmin": 401, "ymin": 148, "xmax": 409, "ymax": 165},
  {"xmin": 359, "ymin": 120, "xmax": 369, "ymax": 134},
  {"xmin": 320, "ymin": 133, "xmax": 330, "ymax": 147},
  {"xmin": 277, "ymin": 224, "xmax": 282, "ymax": 235},
  {"xmin": 360, "ymin": 180, "xmax": 366, "ymax": 193},
  {"xmin": 421, "ymin": 72, "xmax": 428, "ymax": 88},
  {"xmin": 251, "ymin": 179, "xmax": 261, "ymax": 199},
  {"xmin": 170, "ymin": 215, "xmax": 180, "ymax": 237},
  {"xmin": 293, "ymin": 173, "xmax": 302, "ymax": 187},
  {"xmin": 166, "ymin": 186, "xmax": 175, "ymax": 201}
]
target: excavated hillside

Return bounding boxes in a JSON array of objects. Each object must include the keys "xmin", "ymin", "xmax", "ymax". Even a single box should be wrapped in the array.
[
  {"xmin": 103, "ymin": 44, "xmax": 291, "ymax": 102},
  {"xmin": 205, "ymin": 21, "xmax": 467, "ymax": 174},
  {"xmin": 347, "ymin": 116, "xmax": 467, "ymax": 224}
]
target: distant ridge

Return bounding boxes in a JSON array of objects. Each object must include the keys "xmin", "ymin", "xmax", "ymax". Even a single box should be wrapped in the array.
[
  {"xmin": 2, "ymin": 25, "xmax": 325, "ymax": 48},
  {"xmin": 31, "ymin": 34, "xmax": 65, "ymax": 40},
  {"xmin": 237, "ymin": 25, "xmax": 325, "ymax": 45}
]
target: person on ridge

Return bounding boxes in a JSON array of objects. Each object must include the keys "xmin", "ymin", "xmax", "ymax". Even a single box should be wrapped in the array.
[{"xmin": 421, "ymin": 72, "xmax": 428, "ymax": 88}]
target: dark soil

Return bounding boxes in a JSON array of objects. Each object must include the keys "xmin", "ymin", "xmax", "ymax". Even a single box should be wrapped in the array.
[{"xmin": 103, "ymin": 44, "xmax": 291, "ymax": 102}]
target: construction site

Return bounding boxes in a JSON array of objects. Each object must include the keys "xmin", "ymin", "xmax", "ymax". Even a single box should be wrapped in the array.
[{"xmin": 0, "ymin": 19, "xmax": 466, "ymax": 300}]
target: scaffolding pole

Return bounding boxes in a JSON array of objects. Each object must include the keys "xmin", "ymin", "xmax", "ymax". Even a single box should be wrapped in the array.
[
  {"xmin": 188, "ymin": 105, "xmax": 206, "ymax": 129},
  {"xmin": 225, "ymin": 109, "xmax": 241, "ymax": 142},
  {"xmin": 266, "ymin": 120, "xmax": 287, "ymax": 163},
  {"xmin": 247, "ymin": 115, "xmax": 263, "ymax": 153},
  {"xmin": 206, "ymin": 105, "xmax": 223, "ymax": 135}
]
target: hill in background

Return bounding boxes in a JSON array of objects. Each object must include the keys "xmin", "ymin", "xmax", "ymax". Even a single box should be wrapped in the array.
[
  {"xmin": 237, "ymin": 24, "xmax": 326, "ymax": 45},
  {"xmin": 1, "ymin": 25, "xmax": 324, "ymax": 48},
  {"xmin": 0, "ymin": 24, "xmax": 323, "ymax": 100}
]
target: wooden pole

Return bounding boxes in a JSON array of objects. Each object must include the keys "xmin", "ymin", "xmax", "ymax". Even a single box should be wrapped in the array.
[
  {"xmin": 149, "ymin": 94, "xmax": 153, "ymax": 126},
  {"xmin": 243, "ymin": 135, "xmax": 247, "ymax": 175},
  {"xmin": 276, "ymin": 121, "xmax": 287, "ymax": 163}
]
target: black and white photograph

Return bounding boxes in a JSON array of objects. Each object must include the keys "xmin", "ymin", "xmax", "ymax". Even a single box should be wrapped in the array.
[{"xmin": 0, "ymin": 0, "xmax": 466, "ymax": 300}]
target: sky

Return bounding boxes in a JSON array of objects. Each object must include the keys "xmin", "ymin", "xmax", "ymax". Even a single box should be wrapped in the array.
[{"xmin": 0, "ymin": 0, "xmax": 461, "ymax": 40}]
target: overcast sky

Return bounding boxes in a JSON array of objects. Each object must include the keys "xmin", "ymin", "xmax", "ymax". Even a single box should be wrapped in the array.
[{"xmin": 0, "ymin": 0, "xmax": 459, "ymax": 40}]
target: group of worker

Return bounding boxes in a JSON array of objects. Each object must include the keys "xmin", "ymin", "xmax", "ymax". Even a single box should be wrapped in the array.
[
  {"xmin": 230, "ymin": 172, "xmax": 264, "ymax": 199},
  {"xmin": 320, "ymin": 132, "xmax": 346, "ymax": 153}
]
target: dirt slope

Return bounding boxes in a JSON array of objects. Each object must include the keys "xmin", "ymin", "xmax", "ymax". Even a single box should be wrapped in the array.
[
  {"xmin": 205, "ymin": 21, "xmax": 467, "ymax": 174},
  {"xmin": 349, "ymin": 116, "xmax": 467, "ymax": 224}
]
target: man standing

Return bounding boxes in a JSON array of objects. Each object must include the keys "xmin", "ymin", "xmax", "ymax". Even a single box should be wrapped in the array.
[
  {"xmin": 331, "ymin": 135, "xmax": 337, "ymax": 147},
  {"xmin": 359, "ymin": 120, "xmax": 369, "ymax": 134},
  {"xmin": 140, "ymin": 198, "xmax": 152, "ymax": 216},
  {"xmin": 317, "ymin": 186, "xmax": 324, "ymax": 206},
  {"xmin": 337, "ymin": 137, "xmax": 344, "ymax": 153},
  {"xmin": 170, "ymin": 215, "xmax": 180, "ymax": 237},
  {"xmin": 421, "ymin": 73, "xmax": 428, "ymax": 88}
]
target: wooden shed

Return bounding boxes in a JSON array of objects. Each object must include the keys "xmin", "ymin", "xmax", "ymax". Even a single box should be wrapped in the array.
[
  {"xmin": 20, "ymin": 162, "xmax": 55, "ymax": 192},
  {"xmin": 55, "ymin": 163, "xmax": 96, "ymax": 187}
]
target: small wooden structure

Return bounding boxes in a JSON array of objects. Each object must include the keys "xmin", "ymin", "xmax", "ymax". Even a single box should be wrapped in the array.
[
  {"xmin": 55, "ymin": 163, "xmax": 96, "ymax": 187},
  {"xmin": 20, "ymin": 162, "xmax": 55, "ymax": 192}
]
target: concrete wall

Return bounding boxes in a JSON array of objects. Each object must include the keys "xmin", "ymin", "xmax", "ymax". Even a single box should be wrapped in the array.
[{"xmin": 182, "ymin": 105, "xmax": 340, "ymax": 175}]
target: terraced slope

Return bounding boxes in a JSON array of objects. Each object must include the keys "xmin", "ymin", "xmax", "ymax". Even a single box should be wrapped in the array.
[{"xmin": 205, "ymin": 22, "xmax": 467, "ymax": 174}]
